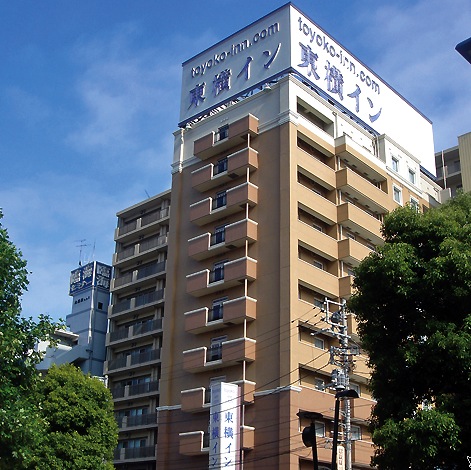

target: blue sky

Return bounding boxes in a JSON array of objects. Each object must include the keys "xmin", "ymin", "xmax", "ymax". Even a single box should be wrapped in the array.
[{"xmin": 1, "ymin": 0, "xmax": 470, "ymax": 322}]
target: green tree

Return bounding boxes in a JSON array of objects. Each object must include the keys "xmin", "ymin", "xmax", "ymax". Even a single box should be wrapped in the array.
[
  {"xmin": 30, "ymin": 364, "xmax": 118, "ymax": 470},
  {"xmin": 348, "ymin": 194, "xmax": 471, "ymax": 469},
  {"xmin": 0, "ymin": 210, "xmax": 58, "ymax": 468}
]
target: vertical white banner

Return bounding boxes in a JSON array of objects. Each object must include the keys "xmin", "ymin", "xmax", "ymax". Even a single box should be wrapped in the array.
[
  {"xmin": 337, "ymin": 445, "xmax": 345, "ymax": 470},
  {"xmin": 209, "ymin": 382, "xmax": 240, "ymax": 469}
]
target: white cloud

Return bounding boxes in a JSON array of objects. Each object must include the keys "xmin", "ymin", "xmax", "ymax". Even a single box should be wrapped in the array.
[{"xmin": 66, "ymin": 24, "xmax": 181, "ymax": 175}]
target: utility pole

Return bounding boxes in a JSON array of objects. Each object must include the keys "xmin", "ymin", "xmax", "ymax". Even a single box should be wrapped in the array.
[{"xmin": 323, "ymin": 299, "xmax": 358, "ymax": 470}]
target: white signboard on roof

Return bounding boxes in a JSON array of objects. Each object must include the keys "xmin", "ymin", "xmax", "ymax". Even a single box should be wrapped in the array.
[
  {"xmin": 180, "ymin": 5, "xmax": 291, "ymax": 127},
  {"xmin": 180, "ymin": 4, "xmax": 434, "ymax": 170}
]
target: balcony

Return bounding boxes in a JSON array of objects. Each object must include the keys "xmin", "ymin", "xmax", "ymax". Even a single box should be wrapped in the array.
[
  {"xmin": 351, "ymin": 396, "xmax": 375, "ymax": 422},
  {"xmin": 298, "ymin": 260, "xmax": 339, "ymax": 298},
  {"xmin": 186, "ymin": 257, "xmax": 256, "ymax": 297},
  {"xmin": 297, "ymin": 185, "xmax": 337, "ymax": 224},
  {"xmin": 179, "ymin": 431, "xmax": 209, "ymax": 455},
  {"xmin": 111, "ymin": 260, "xmax": 166, "ymax": 293},
  {"xmin": 185, "ymin": 296, "xmax": 257, "ymax": 334},
  {"xmin": 352, "ymin": 440, "xmax": 374, "ymax": 467},
  {"xmin": 117, "ymin": 412, "xmax": 157, "ymax": 430},
  {"xmin": 180, "ymin": 379, "xmax": 255, "ymax": 413},
  {"xmin": 113, "ymin": 234, "xmax": 168, "ymax": 269},
  {"xmin": 337, "ymin": 203, "xmax": 382, "ymax": 245},
  {"xmin": 190, "ymin": 182, "xmax": 258, "ymax": 226},
  {"xmin": 194, "ymin": 114, "xmax": 258, "ymax": 160},
  {"xmin": 113, "ymin": 445, "xmax": 156, "ymax": 463},
  {"xmin": 104, "ymin": 349, "xmax": 161, "ymax": 374},
  {"xmin": 115, "ymin": 207, "xmax": 170, "ymax": 242},
  {"xmin": 192, "ymin": 147, "xmax": 259, "ymax": 192},
  {"xmin": 297, "ymin": 220, "xmax": 337, "ymax": 261},
  {"xmin": 335, "ymin": 133, "xmax": 387, "ymax": 184},
  {"xmin": 107, "ymin": 319, "xmax": 163, "ymax": 346},
  {"xmin": 110, "ymin": 289, "xmax": 165, "ymax": 317},
  {"xmin": 297, "ymin": 120, "xmax": 335, "ymax": 156},
  {"xmin": 336, "ymin": 167, "xmax": 391, "ymax": 214},
  {"xmin": 338, "ymin": 238, "xmax": 371, "ymax": 267},
  {"xmin": 240, "ymin": 425, "xmax": 255, "ymax": 450},
  {"xmin": 188, "ymin": 218, "xmax": 257, "ymax": 261},
  {"xmin": 339, "ymin": 275, "xmax": 353, "ymax": 299},
  {"xmin": 110, "ymin": 379, "xmax": 160, "ymax": 402},
  {"xmin": 180, "ymin": 387, "xmax": 210, "ymax": 413},
  {"xmin": 297, "ymin": 147, "xmax": 336, "ymax": 190},
  {"xmin": 183, "ymin": 337, "xmax": 256, "ymax": 373}
]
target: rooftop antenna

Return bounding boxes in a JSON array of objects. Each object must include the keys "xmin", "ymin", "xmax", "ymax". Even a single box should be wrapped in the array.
[
  {"xmin": 75, "ymin": 239, "xmax": 89, "ymax": 266},
  {"xmin": 145, "ymin": 189, "xmax": 151, "ymax": 198}
]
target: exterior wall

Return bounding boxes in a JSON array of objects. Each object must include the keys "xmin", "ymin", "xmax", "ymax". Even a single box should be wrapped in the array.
[
  {"xmin": 155, "ymin": 76, "xmax": 440, "ymax": 470},
  {"xmin": 459, "ymin": 132, "xmax": 471, "ymax": 193},
  {"xmin": 107, "ymin": 190, "xmax": 170, "ymax": 469}
]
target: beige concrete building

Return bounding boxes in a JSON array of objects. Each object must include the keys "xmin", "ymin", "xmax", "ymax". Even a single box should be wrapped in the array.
[
  {"xmin": 155, "ymin": 71, "xmax": 441, "ymax": 468},
  {"xmin": 435, "ymin": 131, "xmax": 471, "ymax": 197},
  {"xmin": 107, "ymin": 5, "xmax": 443, "ymax": 469},
  {"xmin": 105, "ymin": 191, "xmax": 170, "ymax": 468}
]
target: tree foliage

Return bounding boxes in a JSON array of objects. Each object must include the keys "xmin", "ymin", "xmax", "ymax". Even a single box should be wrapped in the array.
[
  {"xmin": 0, "ymin": 212, "xmax": 118, "ymax": 468},
  {"xmin": 0, "ymin": 210, "xmax": 58, "ymax": 468},
  {"xmin": 30, "ymin": 364, "xmax": 118, "ymax": 470},
  {"xmin": 348, "ymin": 194, "xmax": 471, "ymax": 469}
]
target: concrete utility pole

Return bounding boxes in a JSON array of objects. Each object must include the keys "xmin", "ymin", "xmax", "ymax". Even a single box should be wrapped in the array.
[{"xmin": 323, "ymin": 299, "xmax": 358, "ymax": 470}]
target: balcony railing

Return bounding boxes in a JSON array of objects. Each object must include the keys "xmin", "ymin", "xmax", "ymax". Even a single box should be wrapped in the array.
[
  {"xmin": 111, "ymin": 379, "xmax": 159, "ymax": 399},
  {"xmin": 190, "ymin": 182, "xmax": 258, "ymax": 226},
  {"xmin": 115, "ymin": 234, "xmax": 168, "ymax": 264},
  {"xmin": 186, "ymin": 257, "xmax": 256, "ymax": 297},
  {"xmin": 117, "ymin": 412, "xmax": 157, "ymax": 429},
  {"xmin": 116, "ymin": 206, "xmax": 170, "ymax": 241},
  {"xmin": 184, "ymin": 296, "xmax": 257, "ymax": 334},
  {"xmin": 193, "ymin": 114, "xmax": 259, "ymax": 160},
  {"xmin": 111, "ymin": 289, "xmax": 164, "ymax": 316},
  {"xmin": 188, "ymin": 218, "xmax": 258, "ymax": 261},
  {"xmin": 183, "ymin": 337, "xmax": 256, "ymax": 373},
  {"xmin": 114, "ymin": 445, "xmax": 156, "ymax": 461},
  {"xmin": 106, "ymin": 349, "xmax": 161, "ymax": 373}
]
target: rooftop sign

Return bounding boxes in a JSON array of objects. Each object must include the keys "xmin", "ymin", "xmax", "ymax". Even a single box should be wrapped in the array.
[
  {"xmin": 69, "ymin": 261, "xmax": 111, "ymax": 296},
  {"xmin": 180, "ymin": 3, "xmax": 434, "ymax": 167}
]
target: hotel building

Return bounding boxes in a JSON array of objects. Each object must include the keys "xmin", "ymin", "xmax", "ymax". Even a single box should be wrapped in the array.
[{"xmin": 106, "ymin": 4, "xmax": 442, "ymax": 469}]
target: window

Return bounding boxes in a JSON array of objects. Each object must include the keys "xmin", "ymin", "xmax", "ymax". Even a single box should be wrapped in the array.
[
  {"xmin": 211, "ymin": 261, "xmax": 225, "ymax": 283},
  {"xmin": 209, "ymin": 297, "xmax": 227, "ymax": 322},
  {"xmin": 393, "ymin": 186, "xmax": 402, "ymax": 204},
  {"xmin": 209, "ymin": 336, "xmax": 227, "ymax": 361},
  {"xmin": 312, "ymin": 259, "xmax": 324, "ymax": 270},
  {"xmin": 392, "ymin": 156, "xmax": 399, "ymax": 172},
  {"xmin": 351, "ymin": 425, "xmax": 362, "ymax": 441},
  {"xmin": 408, "ymin": 168, "xmax": 416, "ymax": 184},
  {"xmin": 312, "ymin": 223, "xmax": 324, "ymax": 232},
  {"xmin": 346, "ymin": 232, "xmax": 356, "ymax": 240},
  {"xmin": 314, "ymin": 378, "xmax": 325, "ymax": 391},
  {"xmin": 315, "ymin": 421, "xmax": 325, "ymax": 437},
  {"xmin": 349, "ymin": 382, "xmax": 361, "ymax": 397},
  {"xmin": 213, "ymin": 190, "xmax": 227, "ymax": 209},
  {"xmin": 216, "ymin": 124, "xmax": 229, "ymax": 141},
  {"xmin": 313, "ymin": 337, "xmax": 324, "ymax": 350},
  {"xmin": 211, "ymin": 225, "xmax": 225, "ymax": 245},
  {"xmin": 410, "ymin": 197, "xmax": 419, "ymax": 212},
  {"xmin": 214, "ymin": 158, "xmax": 228, "ymax": 175}
]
